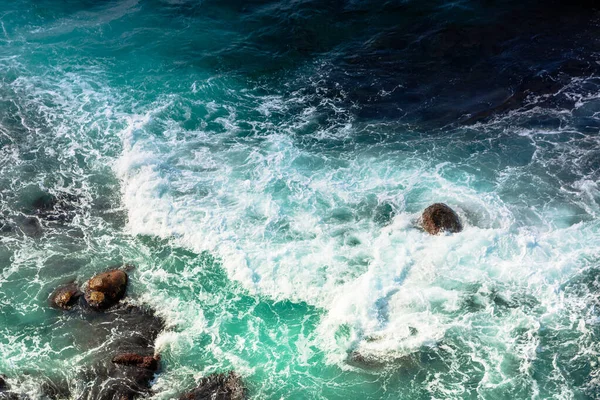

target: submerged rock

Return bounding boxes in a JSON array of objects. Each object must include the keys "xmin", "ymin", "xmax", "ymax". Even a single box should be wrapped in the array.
[
  {"xmin": 421, "ymin": 203, "xmax": 462, "ymax": 235},
  {"xmin": 49, "ymin": 282, "xmax": 82, "ymax": 310},
  {"xmin": 78, "ymin": 305, "xmax": 165, "ymax": 400},
  {"xmin": 0, "ymin": 375, "xmax": 9, "ymax": 390},
  {"xmin": 31, "ymin": 192, "xmax": 78, "ymax": 222},
  {"xmin": 347, "ymin": 351, "xmax": 387, "ymax": 368},
  {"xmin": 180, "ymin": 371, "xmax": 246, "ymax": 400},
  {"xmin": 19, "ymin": 216, "xmax": 43, "ymax": 238},
  {"xmin": 44, "ymin": 273, "xmax": 164, "ymax": 399},
  {"xmin": 0, "ymin": 375, "xmax": 67, "ymax": 400},
  {"xmin": 84, "ymin": 269, "xmax": 128, "ymax": 310},
  {"xmin": 374, "ymin": 202, "xmax": 394, "ymax": 226}
]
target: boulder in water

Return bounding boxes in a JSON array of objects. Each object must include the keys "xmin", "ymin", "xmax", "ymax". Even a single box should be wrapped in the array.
[
  {"xmin": 421, "ymin": 203, "xmax": 462, "ymax": 235},
  {"xmin": 179, "ymin": 371, "xmax": 246, "ymax": 400},
  {"xmin": 49, "ymin": 282, "xmax": 82, "ymax": 310},
  {"xmin": 84, "ymin": 269, "xmax": 128, "ymax": 310}
]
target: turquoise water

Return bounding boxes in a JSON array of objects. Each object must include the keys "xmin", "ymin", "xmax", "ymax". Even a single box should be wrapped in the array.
[{"xmin": 0, "ymin": 0, "xmax": 600, "ymax": 398}]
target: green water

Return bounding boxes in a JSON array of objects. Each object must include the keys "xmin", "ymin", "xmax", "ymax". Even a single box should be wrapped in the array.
[{"xmin": 0, "ymin": 0, "xmax": 599, "ymax": 399}]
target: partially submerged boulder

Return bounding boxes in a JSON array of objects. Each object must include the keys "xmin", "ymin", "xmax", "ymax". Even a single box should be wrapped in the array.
[
  {"xmin": 180, "ymin": 371, "xmax": 246, "ymax": 400},
  {"xmin": 421, "ymin": 203, "xmax": 462, "ymax": 235},
  {"xmin": 49, "ymin": 282, "xmax": 82, "ymax": 310},
  {"xmin": 84, "ymin": 269, "xmax": 128, "ymax": 310}
]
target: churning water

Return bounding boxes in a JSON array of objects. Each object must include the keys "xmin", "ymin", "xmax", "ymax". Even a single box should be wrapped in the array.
[{"xmin": 0, "ymin": 0, "xmax": 600, "ymax": 398}]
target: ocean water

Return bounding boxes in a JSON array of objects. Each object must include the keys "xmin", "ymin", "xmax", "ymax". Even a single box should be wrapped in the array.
[{"xmin": 0, "ymin": 0, "xmax": 600, "ymax": 398}]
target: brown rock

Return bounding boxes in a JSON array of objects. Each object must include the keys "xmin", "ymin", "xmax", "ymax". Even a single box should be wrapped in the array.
[
  {"xmin": 84, "ymin": 269, "xmax": 128, "ymax": 310},
  {"xmin": 49, "ymin": 282, "xmax": 82, "ymax": 310},
  {"xmin": 112, "ymin": 353, "xmax": 160, "ymax": 371},
  {"xmin": 421, "ymin": 203, "xmax": 462, "ymax": 235}
]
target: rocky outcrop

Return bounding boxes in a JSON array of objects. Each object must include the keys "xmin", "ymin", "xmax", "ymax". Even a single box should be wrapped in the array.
[
  {"xmin": 180, "ymin": 372, "xmax": 246, "ymax": 400},
  {"xmin": 78, "ymin": 305, "xmax": 165, "ymax": 400},
  {"xmin": 49, "ymin": 282, "xmax": 82, "ymax": 310},
  {"xmin": 42, "ymin": 269, "xmax": 164, "ymax": 399},
  {"xmin": 84, "ymin": 269, "xmax": 128, "ymax": 310},
  {"xmin": 421, "ymin": 203, "xmax": 462, "ymax": 235}
]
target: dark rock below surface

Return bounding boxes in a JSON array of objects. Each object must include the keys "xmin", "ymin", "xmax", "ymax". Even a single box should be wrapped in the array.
[
  {"xmin": 346, "ymin": 351, "xmax": 388, "ymax": 368},
  {"xmin": 0, "ymin": 376, "xmax": 68, "ymax": 400},
  {"xmin": 49, "ymin": 282, "xmax": 82, "ymax": 310},
  {"xmin": 84, "ymin": 269, "xmax": 128, "ymax": 310},
  {"xmin": 0, "ymin": 375, "xmax": 18, "ymax": 400},
  {"xmin": 180, "ymin": 372, "xmax": 246, "ymax": 400},
  {"xmin": 31, "ymin": 192, "xmax": 78, "ymax": 222},
  {"xmin": 78, "ymin": 304, "xmax": 165, "ymax": 400},
  {"xmin": 18, "ymin": 216, "xmax": 43, "ymax": 238},
  {"xmin": 421, "ymin": 203, "xmax": 462, "ymax": 235}
]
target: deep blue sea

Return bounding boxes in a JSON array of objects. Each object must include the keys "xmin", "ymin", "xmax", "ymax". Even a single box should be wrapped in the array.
[{"xmin": 0, "ymin": 0, "xmax": 600, "ymax": 399}]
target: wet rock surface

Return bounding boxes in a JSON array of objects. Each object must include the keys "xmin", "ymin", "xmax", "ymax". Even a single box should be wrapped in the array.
[
  {"xmin": 179, "ymin": 372, "xmax": 246, "ymax": 400},
  {"xmin": 42, "ymin": 270, "xmax": 164, "ymax": 399},
  {"xmin": 421, "ymin": 203, "xmax": 462, "ymax": 235},
  {"xmin": 84, "ymin": 269, "xmax": 128, "ymax": 310},
  {"xmin": 113, "ymin": 353, "xmax": 160, "ymax": 370},
  {"xmin": 49, "ymin": 282, "xmax": 82, "ymax": 310}
]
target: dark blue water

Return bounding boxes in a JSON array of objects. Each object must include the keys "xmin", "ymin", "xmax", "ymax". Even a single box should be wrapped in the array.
[{"xmin": 0, "ymin": 0, "xmax": 599, "ymax": 398}]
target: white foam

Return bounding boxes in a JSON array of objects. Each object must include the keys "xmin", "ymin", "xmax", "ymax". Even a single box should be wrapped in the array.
[{"xmin": 113, "ymin": 88, "xmax": 600, "ymax": 379}]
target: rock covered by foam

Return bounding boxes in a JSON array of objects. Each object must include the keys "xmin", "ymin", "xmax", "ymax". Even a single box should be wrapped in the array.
[
  {"xmin": 179, "ymin": 371, "xmax": 246, "ymax": 400},
  {"xmin": 30, "ymin": 192, "xmax": 79, "ymax": 222},
  {"xmin": 421, "ymin": 203, "xmax": 462, "ymax": 235},
  {"xmin": 0, "ymin": 375, "xmax": 9, "ymax": 392}
]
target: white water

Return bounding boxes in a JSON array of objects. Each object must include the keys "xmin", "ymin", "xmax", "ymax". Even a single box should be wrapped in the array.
[{"xmin": 114, "ymin": 86, "xmax": 600, "ymax": 393}]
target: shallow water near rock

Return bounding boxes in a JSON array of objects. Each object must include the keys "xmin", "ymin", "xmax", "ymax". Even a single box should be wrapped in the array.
[{"xmin": 0, "ymin": 0, "xmax": 599, "ymax": 399}]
